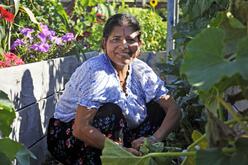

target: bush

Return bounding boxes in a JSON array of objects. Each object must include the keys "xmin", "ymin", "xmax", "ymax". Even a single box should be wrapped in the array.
[{"xmin": 119, "ymin": 7, "xmax": 167, "ymax": 51}]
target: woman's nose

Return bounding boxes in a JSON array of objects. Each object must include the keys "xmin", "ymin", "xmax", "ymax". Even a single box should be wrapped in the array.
[{"xmin": 121, "ymin": 39, "xmax": 129, "ymax": 48}]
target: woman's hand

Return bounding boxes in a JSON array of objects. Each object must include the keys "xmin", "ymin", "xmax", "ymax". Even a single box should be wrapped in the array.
[
  {"xmin": 125, "ymin": 147, "xmax": 142, "ymax": 156},
  {"xmin": 131, "ymin": 137, "xmax": 145, "ymax": 150}
]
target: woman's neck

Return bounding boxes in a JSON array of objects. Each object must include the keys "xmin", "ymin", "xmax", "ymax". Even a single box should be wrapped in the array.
[{"xmin": 116, "ymin": 65, "xmax": 128, "ymax": 79}]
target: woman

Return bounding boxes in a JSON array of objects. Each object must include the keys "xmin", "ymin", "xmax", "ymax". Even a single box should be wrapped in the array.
[{"xmin": 47, "ymin": 13, "xmax": 181, "ymax": 165}]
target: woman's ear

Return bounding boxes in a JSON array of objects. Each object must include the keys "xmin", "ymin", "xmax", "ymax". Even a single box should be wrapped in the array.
[{"xmin": 101, "ymin": 38, "xmax": 106, "ymax": 50}]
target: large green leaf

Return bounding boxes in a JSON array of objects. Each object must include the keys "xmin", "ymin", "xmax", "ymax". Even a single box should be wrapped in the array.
[
  {"xmin": 181, "ymin": 27, "xmax": 248, "ymax": 91},
  {"xmin": 0, "ymin": 91, "xmax": 15, "ymax": 137},
  {"xmin": 196, "ymin": 138, "xmax": 248, "ymax": 165},
  {"xmin": 0, "ymin": 152, "xmax": 11, "ymax": 165},
  {"xmin": 0, "ymin": 138, "xmax": 22, "ymax": 161},
  {"xmin": 16, "ymin": 146, "xmax": 37, "ymax": 165},
  {"xmin": 235, "ymin": 37, "xmax": 248, "ymax": 78},
  {"xmin": 230, "ymin": 138, "xmax": 248, "ymax": 165},
  {"xmin": 0, "ymin": 138, "xmax": 36, "ymax": 165},
  {"xmin": 196, "ymin": 148, "xmax": 230, "ymax": 165},
  {"xmin": 101, "ymin": 138, "xmax": 171, "ymax": 165},
  {"xmin": 0, "ymin": 91, "xmax": 14, "ymax": 108}
]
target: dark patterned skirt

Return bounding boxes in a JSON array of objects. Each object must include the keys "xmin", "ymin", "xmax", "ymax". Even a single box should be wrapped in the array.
[{"xmin": 47, "ymin": 101, "xmax": 165, "ymax": 165}]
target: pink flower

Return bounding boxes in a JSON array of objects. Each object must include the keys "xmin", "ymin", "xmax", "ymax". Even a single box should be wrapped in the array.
[
  {"xmin": 0, "ymin": 52, "xmax": 25, "ymax": 68},
  {"xmin": 0, "ymin": 61, "xmax": 7, "ymax": 68}
]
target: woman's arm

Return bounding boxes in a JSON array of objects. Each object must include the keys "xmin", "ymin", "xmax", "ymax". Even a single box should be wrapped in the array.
[
  {"xmin": 153, "ymin": 94, "xmax": 181, "ymax": 141},
  {"xmin": 132, "ymin": 95, "xmax": 181, "ymax": 150},
  {"xmin": 72, "ymin": 105, "xmax": 106, "ymax": 149}
]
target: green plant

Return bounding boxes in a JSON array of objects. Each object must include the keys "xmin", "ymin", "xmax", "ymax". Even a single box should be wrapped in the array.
[
  {"xmin": 0, "ymin": 90, "xmax": 36, "ymax": 164},
  {"xmin": 178, "ymin": 0, "xmax": 248, "ymax": 164},
  {"xmin": 11, "ymin": 25, "xmax": 75, "ymax": 63},
  {"xmin": 0, "ymin": 0, "xmax": 41, "ymax": 67},
  {"xmin": 101, "ymin": 0, "xmax": 248, "ymax": 164}
]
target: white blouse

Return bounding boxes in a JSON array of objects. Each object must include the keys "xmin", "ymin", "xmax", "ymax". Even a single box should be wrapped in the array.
[{"xmin": 54, "ymin": 53, "xmax": 168, "ymax": 128}]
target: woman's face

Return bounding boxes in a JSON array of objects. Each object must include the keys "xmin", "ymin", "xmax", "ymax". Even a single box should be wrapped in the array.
[{"xmin": 103, "ymin": 25, "xmax": 141, "ymax": 68}]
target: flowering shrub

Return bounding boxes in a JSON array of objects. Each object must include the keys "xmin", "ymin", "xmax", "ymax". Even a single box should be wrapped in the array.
[
  {"xmin": 119, "ymin": 7, "xmax": 167, "ymax": 51},
  {"xmin": 0, "ymin": 5, "xmax": 25, "ymax": 68},
  {"xmin": 11, "ymin": 24, "xmax": 75, "ymax": 63}
]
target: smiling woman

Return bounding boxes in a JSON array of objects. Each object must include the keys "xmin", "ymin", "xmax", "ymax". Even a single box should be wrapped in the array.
[{"xmin": 47, "ymin": 13, "xmax": 181, "ymax": 165}]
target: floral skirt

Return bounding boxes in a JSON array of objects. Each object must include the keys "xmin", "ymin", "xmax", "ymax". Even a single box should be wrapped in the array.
[{"xmin": 47, "ymin": 101, "xmax": 165, "ymax": 165}]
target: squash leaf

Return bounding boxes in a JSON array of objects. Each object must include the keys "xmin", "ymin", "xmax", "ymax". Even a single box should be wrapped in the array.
[
  {"xmin": 181, "ymin": 27, "xmax": 248, "ymax": 91},
  {"xmin": 0, "ymin": 138, "xmax": 22, "ymax": 161},
  {"xmin": 101, "ymin": 138, "xmax": 171, "ymax": 165},
  {"xmin": 0, "ymin": 91, "xmax": 15, "ymax": 137},
  {"xmin": 196, "ymin": 148, "xmax": 230, "ymax": 165}
]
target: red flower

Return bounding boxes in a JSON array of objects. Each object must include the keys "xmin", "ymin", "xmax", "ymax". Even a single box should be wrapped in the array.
[
  {"xmin": 96, "ymin": 12, "xmax": 105, "ymax": 23},
  {"xmin": 0, "ymin": 52, "xmax": 24, "ymax": 68},
  {"xmin": 0, "ymin": 6, "xmax": 15, "ymax": 22},
  {"xmin": 96, "ymin": 13, "xmax": 104, "ymax": 18}
]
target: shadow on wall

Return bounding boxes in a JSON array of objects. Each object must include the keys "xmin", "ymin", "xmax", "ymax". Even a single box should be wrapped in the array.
[{"xmin": 11, "ymin": 69, "xmax": 42, "ymax": 163}]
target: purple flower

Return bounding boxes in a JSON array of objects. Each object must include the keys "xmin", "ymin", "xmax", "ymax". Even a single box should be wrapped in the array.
[
  {"xmin": 51, "ymin": 36, "xmax": 63, "ymax": 45},
  {"xmin": 40, "ymin": 24, "xmax": 49, "ymax": 34},
  {"xmin": 11, "ymin": 39, "xmax": 24, "ymax": 50},
  {"xmin": 20, "ymin": 28, "xmax": 34, "ymax": 40},
  {"xmin": 62, "ymin": 33, "xmax": 75, "ymax": 42},
  {"xmin": 38, "ymin": 32, "xmax": 47, "ymax": 43},
  {"xmin": 40, "ymin": 24, "xmax": 55, "ymax": 37},
  {"xmin": 30, "ymin": 42, "xmax": 50, "ymax": 52}
]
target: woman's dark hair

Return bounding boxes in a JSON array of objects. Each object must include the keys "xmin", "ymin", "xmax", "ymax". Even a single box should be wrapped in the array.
[{"xmin": 103, "ymin": 13, "xmax": 141, "ymax": 40}]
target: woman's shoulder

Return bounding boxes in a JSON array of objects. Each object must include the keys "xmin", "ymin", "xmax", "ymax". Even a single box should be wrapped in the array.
[
  {"xmin": 77, "ymin": 53, "xmax": 108, "ymax": 72},
  {"xmin": 132, "ymin": 58, "xmax": 153, "ymax": 73},
  {"xmin": 131, "ymin": 58, "xmax": 161, "ymax": 83}
]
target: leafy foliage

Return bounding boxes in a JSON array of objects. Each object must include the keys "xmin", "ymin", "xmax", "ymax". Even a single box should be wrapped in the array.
[
  {"xmin": 181, "ymin": 28, "xmax": 248, "ymax": 90},
  {"xmin": 120, "ymin": 7, "xmax": 167, "ymax": 51},
  {"xmin": 101, "ymin": 138, "xmax": 173, "ymax": 165},
  {"xmin": 139, "ymin": 138, "xmax": 164, "ymax": 155},
  {"xmin": 0, "ymin": 90, "xmax": 36, "ymax": 164},
  {"xmin": 177, "ymin": 0, "xmax": 248, "ymax": 164},
  {"xmin": 196, "ymin": 138, "xmax": 248, "ymax": 165},
  {"xmin": 0, "ymin": 91, "xmax": 15, "ymax": 137}
]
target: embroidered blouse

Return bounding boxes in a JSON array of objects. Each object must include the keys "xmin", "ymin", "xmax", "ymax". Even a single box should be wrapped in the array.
[{"xmin": 54, "ymin": 53, "xmax": 168, "ymax": 128}]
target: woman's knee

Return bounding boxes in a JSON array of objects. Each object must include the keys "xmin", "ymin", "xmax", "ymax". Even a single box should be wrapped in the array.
[{"xmin": 95, "ymin": 102, "xmax": 123, "ymax": 119}]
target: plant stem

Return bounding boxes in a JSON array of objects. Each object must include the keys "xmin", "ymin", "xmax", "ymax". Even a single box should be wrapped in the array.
[
  {"xmin": 187, "ymin": 134, "xmax": 206, "ymax": 150},
  {"xmin": 142, "ymin": 151, "xmax": 195, "ymax": 158},
  {"xmin": 142, "ymin": 146, "xmax": 236, "ymax": 158},
  {"xmin": 222, "ymin": 147, "xmax": 236, "ymax": 154},
  {"xmin": 8, "ymin": 23, "xmax": 12, "ymax": 51},
  {"xmin": 217, "ymin": 96, "xmax": 248, "ymax": 131}
]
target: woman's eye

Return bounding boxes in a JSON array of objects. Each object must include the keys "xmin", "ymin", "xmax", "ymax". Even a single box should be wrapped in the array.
[
  {"xmin": 111, "ymin": 37, "xmax": 121, "ymax": 42},
  {"xmin": 126, "ymin": 39, "xmax": 136, "ymax": 44}
]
